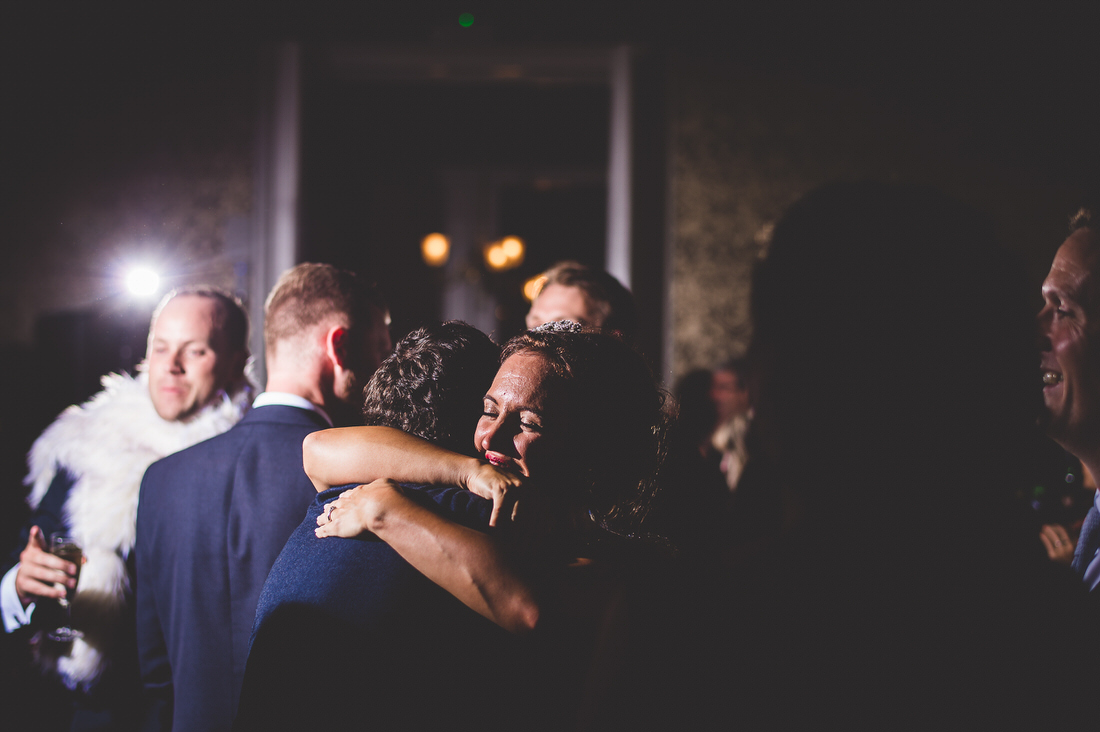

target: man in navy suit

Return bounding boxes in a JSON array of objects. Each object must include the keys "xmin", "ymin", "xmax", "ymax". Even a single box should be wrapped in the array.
[
  {"xmin": 234, "ymin": 321, "xmax": 505, "ymax": 732},
  {"xmin": 135, "ymin": 263, "xmax": 391, "ymax": 732}
]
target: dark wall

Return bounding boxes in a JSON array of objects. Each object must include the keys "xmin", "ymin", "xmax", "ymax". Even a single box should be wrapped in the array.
[{"xmin": 664, "ymin": 6, "xmax": 1100, "ymax": 377}]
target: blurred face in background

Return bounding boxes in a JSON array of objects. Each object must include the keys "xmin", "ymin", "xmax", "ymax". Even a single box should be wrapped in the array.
[
  {"xmin": 1039, "ymin": 228, "xmax": 1100, "ymax": 455},
  {"xmin": 146, "ymin": 295, "xmax": 244, "ymax": 421},
  {"xmin": 526, "ymin": 283, "xmax": 599, "ymax": 330},
  {"xmin": 711, "ymin": 368, "xmax": 751, "ymax": 424}
]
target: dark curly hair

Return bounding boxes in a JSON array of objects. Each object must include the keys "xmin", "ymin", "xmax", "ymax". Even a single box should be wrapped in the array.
[
  {"xmin": 362, "ymin": 321, "xmax": 500, "ymax": 456},
  {"xmin": 501, "ymin": 326, "xmax": 668, "ymax": 529}
]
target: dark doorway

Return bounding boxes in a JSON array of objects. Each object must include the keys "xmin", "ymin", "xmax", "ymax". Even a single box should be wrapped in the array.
[{"xmin": 299, "ymin": 72, "xmax": 610, "ymax": 342}]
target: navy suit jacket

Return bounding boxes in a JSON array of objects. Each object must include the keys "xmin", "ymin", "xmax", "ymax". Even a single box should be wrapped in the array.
[
  {"xmin": 234, "ymin": 484, "xmax": 510, "ymax": 731},
  {"xmin": 135, "ymin": 404, "xmax": 328, "ymax": 732}
]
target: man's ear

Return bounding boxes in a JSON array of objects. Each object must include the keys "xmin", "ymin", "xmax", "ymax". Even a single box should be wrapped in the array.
[{"xmin": 326, "ymin": 326, "xmax": 349, "ymax": 368}]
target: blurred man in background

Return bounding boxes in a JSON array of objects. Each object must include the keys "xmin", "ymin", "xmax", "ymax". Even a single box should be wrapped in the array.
[
  {"xmin": 1, "ymin": 287, "xmax": 253, "ymax": 731},
  {"xmin": 526, "ymin": 261, "xmax": 636, "ymax": 340}
]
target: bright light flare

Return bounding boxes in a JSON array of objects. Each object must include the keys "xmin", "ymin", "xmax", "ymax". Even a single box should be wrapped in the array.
[
  {"xmin": 126, "ymin": 267, "xmax": 160, "ymax": 297},
  {"xmin": 421, "ymin": 233, "xmax": 451, "ymax": 267}
]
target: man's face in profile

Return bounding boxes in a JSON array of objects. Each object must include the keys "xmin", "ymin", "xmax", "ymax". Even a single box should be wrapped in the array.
[
  {"xmin": 525, "ymin": 283, "xmax": 599, "ymax": 330},
  {"xmin": 1039, "ymin": 228, "xmax": 1100, "ymax": 452},
  {"xmin": 334, "ymin": 306, "xmax": 393, "ymax": 408}
]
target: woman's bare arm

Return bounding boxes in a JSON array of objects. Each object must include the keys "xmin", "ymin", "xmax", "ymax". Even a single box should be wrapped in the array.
[
  {"xmin": 316, "ymin": 480, "xmax": 540, "ymax": 634},
  {"xmin": 303, "ymin": 426, "xmax": 525, "ymax": 525},
  {"xmin": 303, "ymin": 426, "xmax": 479, "ymax": 491}
]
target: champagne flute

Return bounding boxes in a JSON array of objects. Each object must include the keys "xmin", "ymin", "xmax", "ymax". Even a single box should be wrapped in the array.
[{"xmin": 46, "ymin": 533, "xmax": 83, "ymax": 642}]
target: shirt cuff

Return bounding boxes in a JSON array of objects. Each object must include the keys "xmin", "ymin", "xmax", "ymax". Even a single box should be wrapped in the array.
[{"xmin": 1, "ymin": 563, "xmax": 35, "ymax": 632}]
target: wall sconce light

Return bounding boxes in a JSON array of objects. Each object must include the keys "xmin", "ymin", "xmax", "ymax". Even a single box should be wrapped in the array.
[
  {"xmin": 421, "ymin": 233, "xmax": 450, "ymax": 267},
  {"xmin": 484, "ymin": 236, "xmax": 525, "ymax": 272}
]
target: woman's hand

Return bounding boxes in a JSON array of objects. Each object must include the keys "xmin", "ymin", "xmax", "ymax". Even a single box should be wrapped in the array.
[
  {"xmin": 316, "ymin": 477, "xmax": 542, "ymax": 633},
  {"xmin": 464, "ymin": 462, "xmax": 530, "ymax": 528},
  {"xmin": 315, "ymin": 480, "xmax": 401, "ymax": 539}
]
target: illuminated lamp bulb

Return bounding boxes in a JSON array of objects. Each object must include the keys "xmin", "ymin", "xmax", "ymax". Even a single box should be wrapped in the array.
[
  {"xmin": 500, "ymin": 236, "xmax": 524, "ymax": 264},
  {"xmin": 126, "ymin": 267, "xmax": 160, "ymax": 297},
  {"xmin": 421, "ymin": 233, "xmax": 450, "ymax": 267},
  {"xmin": 523, "ymin": 274, "xmax": 548, "ymax": 302},
  {"xmin": 485, "ymin": 243, "xmax": 509, "ymax": 271}
]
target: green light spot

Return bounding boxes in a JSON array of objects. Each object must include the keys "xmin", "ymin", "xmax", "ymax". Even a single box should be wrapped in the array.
[{"xmin": 459, "ymin": 12, "xmax": 474, "ymax": 27}]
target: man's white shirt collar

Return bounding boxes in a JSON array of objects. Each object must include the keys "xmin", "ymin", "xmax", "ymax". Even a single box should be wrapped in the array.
[{"xmin": 252, "ymin": 392, "xmax": 333, "ymax": 427}]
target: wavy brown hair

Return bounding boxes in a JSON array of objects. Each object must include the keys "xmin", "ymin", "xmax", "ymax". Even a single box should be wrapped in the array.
[{"xmin": 501, "ymin": 325, "xmax": 668, "ymax": 529}]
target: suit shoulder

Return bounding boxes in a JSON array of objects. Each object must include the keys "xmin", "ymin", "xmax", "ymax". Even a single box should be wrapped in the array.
[
  {"xmin": 144, "ymin": 427, "xmax": 236, "ymax": 473},
  {"xmin": 232, "ymin": 414, "xmax": 327, "ymax": 453},
  {"xmin": 140, "ymin": 426, "xmax": 250, "ymax": 501}
]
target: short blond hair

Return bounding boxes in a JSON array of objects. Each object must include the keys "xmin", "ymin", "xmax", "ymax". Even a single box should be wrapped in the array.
[{"xmin": 263, "ymin": 263, "xmax": 385, "ymax": 354}]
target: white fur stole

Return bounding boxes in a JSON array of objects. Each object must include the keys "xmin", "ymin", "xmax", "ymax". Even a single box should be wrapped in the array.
[{"xmin": 24, "ymin": 371, "xmax": 252, "ymax": 690}]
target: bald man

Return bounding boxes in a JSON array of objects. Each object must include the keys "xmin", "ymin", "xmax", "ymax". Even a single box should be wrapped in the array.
[{"xmin": 1, "ymin": 287, "xmax": 253, "ymax": 731}]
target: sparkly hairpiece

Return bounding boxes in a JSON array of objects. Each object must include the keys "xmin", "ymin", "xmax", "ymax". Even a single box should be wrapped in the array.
[{"xmin": 531, "ymin": 319, "xmax": 584, "ymax": 334}]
